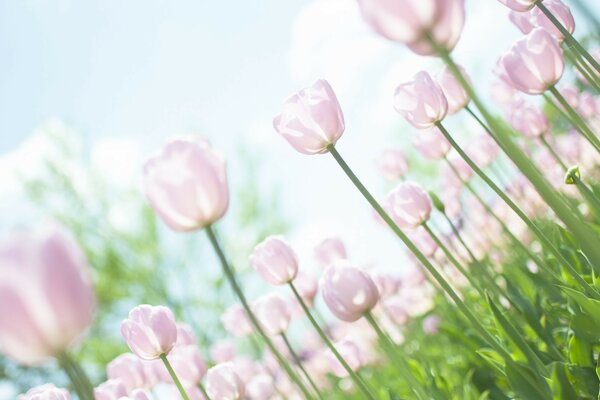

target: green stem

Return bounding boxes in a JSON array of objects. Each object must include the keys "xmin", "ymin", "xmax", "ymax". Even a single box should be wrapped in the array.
[
  {"xmin": 549, "ymin": 86, "xmax": 600, "ymax": 154},
  {"xmin": 198, "ymin": 383, "xmax": 211, "ymax": 400},
  {"xmin": 536, "ymin": 0, "xmax": 600, "ymax": 75},
  {"xmin": 565, "ymin": 47, "xmax": 600, "ymax": 93},
  {"xmin": 204, "ymin": 225, "xmax": 314, "ymax": 400},
  {"xmin": 289, "ymin": 282, "xmax": 376, "ymax": 399},
  {"xmin": 436, "ymin": 122, "xmax": 597, "ymax": 296},
  {"xmin": 160, "ymin": 353, "xmax": 191, "ymax": 400},
  {"xmin": 57, "ymin": 353, "xmax": 94, "ymax": 400},
  {"xmin": 326, "ymin": 144, "xmax": 513, "ymax": 362},
  {"xmin": 281, "ymin": 333, "xmax": 323, "ymax": 400},
  {"xmin": 544, "ymin": 93, "xmax": 579, "ymax": 129},
  {"xmin": 571, "ymin": 174, "xmax": 600, "ymax": 219},
  {"xmin": 363, "ymin": 312, "xmax": 430, "ymax": 400}
]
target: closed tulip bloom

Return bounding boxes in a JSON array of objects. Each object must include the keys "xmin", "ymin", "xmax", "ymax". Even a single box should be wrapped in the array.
[
  {"xmin": 394, "ymin": 71, "xmax": 448, "ymax": 129},
  {"xmin": 497, "ymin": 0, "xmax": 537, "ymax": 12},
  {"xmin": 292, "ymin": 271, "xmax": 319, "ymax": 307},
  {"xmin": 107, "ymin": 353, "xmax": 149, "ymax": 392},
  {"xmin": 578, "ymin": 92, "xmax": 597, "ymax": 119},
  {"xmin": 436, "ymin": 65, "xmax": 471, "ymax": 115},
  {"xmin": 560, "ymin": 85, "xmax": 580, "ymax": 109},
  {"xmin": 121, "ymin": 305, "xmax": 177, "ymax": 360},
  {"xmin": 410, "ymin": 226, "xmax": 438, "ymax": 257},
  {"xmin": 377, "ymin": 148, "xmax": 409, "ymax": 181},
  {"xmin": 206, "ymin": 362, "xmax": 245, "ymax": 400},
  {"xmin": 383, "ymin": 182, "xmax": 433, "ymax": 230},
  {"xmin": 406, "ymin": 0, "xmax": 466, "ymax": 56},
  {"xmin": 530, "ymin": 0, "xmax": 574, "ymax": 42},
  {"xmin": 0, "ymin": 225, "xmax": 95, "ymax": 365},
  {"xmin": 143, "ymin": 136, "xmax": 229, "ymax": 232},
  {"xmin": 273, "ymin": 79, "xmax": 345, "ymax": 155},
  {"xmin": 321, "ymin": 261, "xmax": 380, "ymax": 322},
  {"xmin": 126, "ymin": 390, "xmax": 152, "ymax": 400},
  {"xmin": 508, "ymin": 101, "xmax": 550, "ymax": 138},
  {"xmin": 210, "ymin": 339, "xmax": 236, "ymax": 364},
  {"xmin": 250, "ymin": 236, "xmax": 298, "ymax": 285},
  {"xmin": 314, "ymin": 237, "xmax": 347, "ymax": 268},
  {"xmin": 221, "ymin": 304, "xmax": 253, "ymax": 337},
  {"xmin": 246, "ymin": 373, "xmax": 276, "ymax": 400},
  {"xmin": 165, "ymin": 345, "xmax": 207, "ymax": 387},
  {"xmin": 508, "ymin": 10, "xmax": 534, "ymax": 34},
  {"xmin": 94, "ymin": 380, "xmax": 128, "ymax": 400},
  {"xmin": 252, "ymin": 294, "xmax": 291, "ymax": 337},
  {"xmin": 326, "ymin": 338, "xmax": 364, "ymax": 378},
  {"xmin": 175, "ymin": 323, "xmax": 196, "ymax": 346},
  {"xmin": 18, "ymin": 385, "xmax": 71, "ymax": 400},
  {"xmin": 500, "ymin": 28, "xmax": 564, "ymax": 95},
  {"xmin": 412, "ymin": 126, "xmax": 451, "ymax": 160},
  {"xmin": 372, "ymin": 273, "xmax": 401, "ymax": 299}
]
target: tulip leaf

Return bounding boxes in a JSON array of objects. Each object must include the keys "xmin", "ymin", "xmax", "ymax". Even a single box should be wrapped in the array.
[
  {"xmin": 569, "ymin": 335, "xmax": 594, "ymax": 367},
  {"xmin": 505, "ymin": 362, "xmax": 552, "ymax": 400},
  {"xmin": 550, "ymin": 362, "xmax": 578, "ymax": 400}
]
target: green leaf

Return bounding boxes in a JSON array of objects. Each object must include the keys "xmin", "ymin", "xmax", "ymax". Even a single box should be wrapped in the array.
[
  {"xmin": 505, "ymin": 362, "xmax": 552, "ymax": 400},
  {"xmin": 571, "ymin": 313, "xmax": 600, "ymax": 343},
  {"xmin": 569, "ymin": 335, "xmax": 594, "ymax": 367},
  {"xmin": 550, "ymin": 362, "xmax": 578, "ymax": 400}
]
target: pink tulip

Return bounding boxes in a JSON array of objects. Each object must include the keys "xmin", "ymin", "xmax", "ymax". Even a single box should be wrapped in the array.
[
  {"xmin": 497, "ymin": 0, "xmax": 537, "ymax": 12},
  {"xmin": 210, "ymin": 339, "xmax": 236, "ymax": 364},
  {"xmin": 372, "ymin": 273, "xmax": 401, "ymax": 299},
  {"xmin": 436, "ymin": 65, "xmax": 471, "ymax": 115},
  {"xmin": 508, "ymin": 10, "xmax": 534, "ymax": 34},
  {"xmin": 292, "ymin": 271, "xmax": 319, "ymax": 307},
  {"xmin": 107, "ymin": 353, "xmax": 149, "ymax": 391},
  {"xmin": 560, "ymin": 85, "xmax": 580, "ymax": 109},
  {"xmin": 175, "ymin": 323, "xmax": 196, "ymax": 346},
  {"xmin": 422, "ymin": 315, "xmax": 441, "ymax": 335},
  {"xmin": 508, "ymin": 100, "xmax": 550, "ymax": 138},
  {"xmin": 530, "ymin": 0, "xmax": 574, "ymax": 42},
  {"xmin": 126, "ymin": 390, "xmax": 152, "ymax": 400},
  {"xmin": 500, "ymin": 28, "xmax": 564, "ymax": 95},
  {"xmin": 94, "ymin": 380, "xmax": 128, "ymax": 400},
  {"xmin": 394, "ymin": 71, "xmax": 448, "ymax": 129},
  {"xmin": 377, "ymin": 148, "xmax": 410, "ymax": 181},
  {"xmin": 206, "ymin": 362, "xmax": 245, "ymax": 400},
  {"xmin": 221, "ymin": 304, "xmax": 253, "ymax": 337},
  {"xmin": 273, "ymin": 79, "xmax": 345, "ymax": 155},
  {"xmin": 252, "ymin": 294, "xmax": 291, "ymax": 336},
  {"xmin": 121, "ymin": 305, "xmax": 177, "ymax": 360},
  {"xmin": 250, "ymin": 236, "xmax": 298, "ymax": 285},
  {"xmin": 0, "ymin": 225, "xmax": 95, "ymax": 365},
  {"xmin": 467, "ymin": 135, "xmax": 500, "ymax": 168},
  {"xmin": 383, "ymin": 182, "xmax": 433, "ymax": 230},
  {"xmin": 314, "ymin": 237, "xmax": 347, "ymax": 268},
  {"xmin": 409, "ymin": 226, "xmax": 438, "ymax": 257},
  {"xmin": 321, "ymin": 261, "xmax": 380, "ymax": 322},
  {"xmin": 164, "ymin": 345, "xmax": 207, "ymax": 387},
  {"xmin": 406, "ymin": 0, "xmax": 465, "ymax": 56},
  {"xmin": 246, "ymin": 373, "xmax": 276, "ymax": 400},
  {"xmin": 143, "ymin": 136, "xmax": 229, "ymax": 232},
  {"xmin": 383, "ymin": 297, "xmax": 410, "ymax": 325},
  {"xmin": 18, "ymin": 385, "xmax": 71, "ymax": 400},
  {"xmin": 444, "ymin": 157, "xmax": 474, "ymax": 187},
  {"xmin": 326, "ymin": 338, "xmax": 364, "ymax": 377},
  {"xmin": 578, "ymin": 92, "xmax": 598, "ymax": 119},
  {"xmin": 412, "ymin": 126, "xmax": 451, "ymax": 160}
]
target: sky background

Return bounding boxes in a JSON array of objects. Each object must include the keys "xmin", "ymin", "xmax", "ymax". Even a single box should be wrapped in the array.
[{"xmin": 0, "ymin": 0, "xmax": 597, "ymax": 269}]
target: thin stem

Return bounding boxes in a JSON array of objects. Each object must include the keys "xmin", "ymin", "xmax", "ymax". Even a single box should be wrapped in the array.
[
  {"xmin": 363, "ymin": 312, "xmax": 430, "ymax": 400},
  {"xmin": 436, "ymin": 122, "xmax": 597, "ymax": 297},
  {"xmin": 204, "ymin": 225, "xmax": 314, "ymax": 400},
  {"xmin": 198, "ymin": 383, "xmax": 211, "ymax": 400},
  {"xmin": 160, "ymin": 353, "xmax": 191, "ymax": 400},
  {"xmin": 540, "ymin": 136, "xmax": 568, "ymax": 171},
  {"xmin": 288, "ymin": 282, "xmax": 376, "ymax": 399},
  {"xmin": 536, "ymin": 0, "xmax": 600, "ymax": 75},
  {"xmin": 571, "ymin": 174, "xmax": 600, "ymax": 219},
  {"xmin": 281, "ymin": 333, "xmax": 324, "ymax": 400},
  {"xmin": 57, "ymin": 353, "xmax": 94, "ymax": 400},
  {"xmin": 326, "ymin": 145, "xmax": 513, "ymax": 362},
  {"xmin": 565, "ymin": 47, "xmax": 600, "ymax": 93}
]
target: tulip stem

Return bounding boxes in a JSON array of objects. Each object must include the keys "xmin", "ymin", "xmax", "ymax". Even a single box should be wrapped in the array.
[
  {"xmin": 565, "ymin": 47, "xmax": 600, "ymax": 93},
  {"xmin": 198, "ymin": 383, "xmax": 211, "ymax": 400},
  {"xmin": 160, "ymin": 353, "xmax": 191, "ymax": 400},
  {"xmin": 326, "ymin": 144, "xmax": 513, "ymax": 363},
  {"xmin": 288, "ymin": 282, "xmax": 376, "ymax": 399},
  {"xmin": 548, "ymin": 86, "xmax": 600, "ymax": 154},
  {"xmin": 281, "ymin": 333, "xmax": 325, "ymax": 400},
  {"xmin": 535, "ymin": 0, "xmax": 600, "ymax": 75},
  {"xmin": 436, "ymin": 122, "xmax": 598, "ymax": 297},
  {"xmin": 204, "ymin": 225, "xmax": 315, "ymax": 400},
  {"xmin": 363, "ymin": 312, "xmax": 430, "ymax": 400},
  {"xmin": 57, "ymin": 353, "xmax": 93, "ymax": 400},
  {"xmin": 568, "ymin": 171, "xmax": 600, "ymax": 219}
]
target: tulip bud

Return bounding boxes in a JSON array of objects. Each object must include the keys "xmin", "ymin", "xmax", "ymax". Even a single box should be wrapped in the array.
[
  {"xmin": 210, "ymin": 339, "xmax": 236, "ymax": 364},
  {"xmin": 292, "ymin": 271, "xmax": 319, "ymax": 307},
  {"xmin": 252, "ymin": 294, "xmax": 291, "ymax": 337},
  {"xmin": 394, "ymin": 71, "xmax": 448, "ymax": 129},
  {"xmin": 221, "ymin": 304, "xmax": 253, "ymax": 337},
  {"xmin": 497, "ymin": 0, "xmax": 537, "ymax": 12},
  {"xmin": 530, "ymin": 0, "xmax": 575, "ymax": 42},
  {"xmin": 164, "ymin": 345, "xmax": 207, "ymax": 387},
  {"xmin": 377, "ymin": 148, "xmax": 409, "ymax": 181},
  {"xmin": 175, "ymin": 323, "xmax": 196, "ymax": 346},
  {"xmin": 410, "ymin": 226, "xmax": 438, "ymax": 258},
  {"xmin": 246, "ymin": 373, "xmax": 276, "ymax": 400},
  {"xmin": 120, "ymin": 305, "xmax": 177, "ymax": 360},
  {"xmin": 412, "ymin": 126, "xmax": 451, "ymax": 160},
  {"xmin": 94, "ymin": 380, "xmax": 128, "ymax": 400},
  {"xmin": 321, "ymin": 261, "xmax": 380, "ymax": 322},
  {"xmin": 127, "ymin": 390, "xmax": 152, "ymax": 400},
  {"xmin": 508, "ymin": 100, "xmax": 550, "ymax": 138},
  {"xmin": 500, "ymin": 28, "xmax": 564, "ymax": 95},
  {"xmin": 18, "ymin": 385, "xmax": 71, "ymax": 400},
  {"xmin": 250, "ymin": 236, "xmax": 298, "ymax": 285},
  {"xmin": 383, "ymin": 182, "xmax": 433, "ymax": 230},
  {"xmin": 0, "ymin": 225, "xmax": 95, "ymax": 365},
  {"xmin": 206, "ymin": 362, "xmax": 245, "ymax": 400},
  {"xmin": 564, "ymin": 165, "xmax": 580, "ymax": 185},
  {"xmin": 508, "ymin": 10, "xmax": 534, "ymax": 34},
  {"xmin": 273, "ymin": 79, "xmax": 345, "ymax": 155},
  {"xmin": 314, "ymin": 237, "xmax": 347, "ymax": 268},
  {"xmin": 326, "ymin": 338, "xmax": 365, "ymax": 377},
  {"xmin": 436, "ymin": 65, "xmax": 471, "ymax": 115},
  {"xmin": 143, "ymin": 136, "xmax": 229, "ymax": 232},
  {"xmin": 428, "ymin": 191, "xmax": 445, "ymax": 213}
]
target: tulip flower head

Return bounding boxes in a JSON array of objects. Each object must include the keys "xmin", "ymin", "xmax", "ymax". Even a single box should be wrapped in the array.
[
  {"xmin": 221, "ymin": 304, "xmax": 253, "ymax": 337},
  {"xmin": 321, "ymin": 261, "xmax": 380, "ymax": 322},
  {"xmin": 508, "ymin": 100, "xmax": 550, "ymax": 138},
  {"xmin": 250, "ymin": 236, "xmax": 298, "ymax": 285},
  {"xmin": 143, "ymin": 136, "xmax": 229, "ymax": 232},
  {"xmin": 314, "ymin": 236, "xmax": 347, "ymax": 268},
  {"xmin": 94, "ymin": 380, "xmax": 128, "ymax": 400},
  {"xmin": 394, "ymin": 71, "xmax": 448, "ymax": 129},
  {"xmin": 436, "ymin": 65, "xmax": 471, "ymax": 115},
  {"xmin": 383, "ymin": 182, "xmax": 433, "ymax": 230},
  {"xmin": 106, "ymin": 353, "xmax": 149, "ymax": 392},
  {"xmin": 252, "ymin": 294, "xmax": 291, "ymax": 337},
  {"xmin": 18, "ymin": 385, "xmax": 71, "ymax": 400},
  {"xmin": 377, "ymin": 148, "xmax": 410, "ymax": 181},
  {"xmin": 326, "ymin": 338, "xmax": 365, "ymax": 377},
  {"xmin": 206, "ymin": 362, "xmax": 245, "ymax": 400},
  {"xmin": 410, "ymin": 226, "xmax": 438, "ymax": 257},
  {"xmin": 412, "ymin": 126, "xmax": 451, "ymax": 160},
  {"xmin": 508, "ymin": 10, "xmax": 534, "ymax": 34},
  {"xmin": 497, "ymin": 0, "xmax": 537, "ymax": 12},
  {"xmin": 530, "ymin": 0, "xmax": 575, "ymax": 42},
  {"xmin": 120, "ymin": 305, "xmax": 177, "ymax": 360},
  {"xmin": 165, "ymin": 345, "xmax": 207, "ymax": 387},
  {"xmin": 0, "ymin": 225, "xmax": 95, "ymax": 366},
  {"xmin": 273, "ymin": 79, "xmax": 345, "ymax": 155}
]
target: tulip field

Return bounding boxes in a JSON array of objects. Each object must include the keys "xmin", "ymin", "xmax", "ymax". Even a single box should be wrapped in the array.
[{"xmin": 4, "ymin": 0, "xmax": 600, "ymax": 399}]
